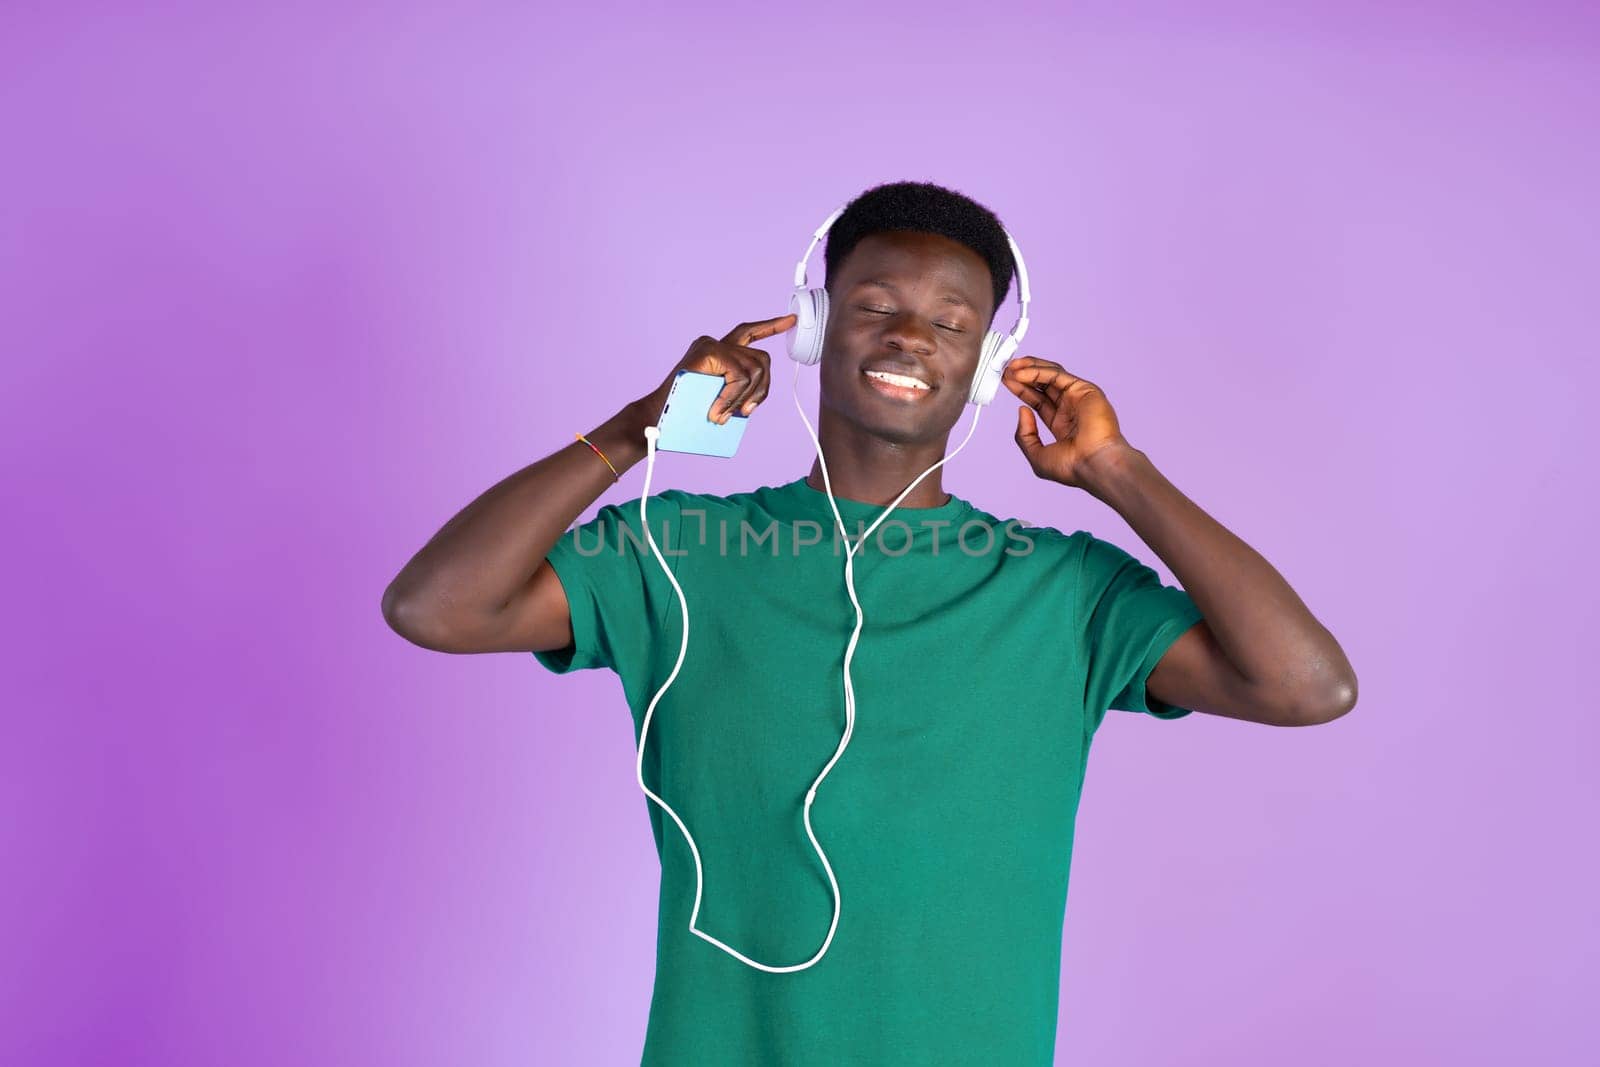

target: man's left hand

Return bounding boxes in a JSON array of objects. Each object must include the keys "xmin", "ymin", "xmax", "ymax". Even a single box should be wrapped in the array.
[{"xmin": 1001, "ymin": 356, "xmax": 1134, "ymax": 489}]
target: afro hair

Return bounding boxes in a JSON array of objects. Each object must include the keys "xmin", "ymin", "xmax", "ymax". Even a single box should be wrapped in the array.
[{"xmin": 822, "ymin": 180, "xmax": 1015, "ymax": 326}]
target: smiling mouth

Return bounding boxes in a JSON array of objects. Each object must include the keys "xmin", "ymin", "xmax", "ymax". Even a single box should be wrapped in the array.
[{"xmin": 862, "ymin": 368, "xmax": 934, "ymax": 401}]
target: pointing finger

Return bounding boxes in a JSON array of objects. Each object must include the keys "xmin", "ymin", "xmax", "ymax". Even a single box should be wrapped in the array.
[{"xmin": 725, "ymin": 313, "xmax": 799, "ymax": 347}]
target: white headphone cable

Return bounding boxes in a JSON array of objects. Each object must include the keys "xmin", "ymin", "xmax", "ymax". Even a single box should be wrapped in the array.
[{"xmin": 633, "ymin": 358, "xmax": 983, "ymax": 972}]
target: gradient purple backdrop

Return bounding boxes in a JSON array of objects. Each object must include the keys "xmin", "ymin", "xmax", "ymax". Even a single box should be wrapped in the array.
[{"xmin": 4, "ymin": 3, "xmax": 1596, "ymax": 1064}]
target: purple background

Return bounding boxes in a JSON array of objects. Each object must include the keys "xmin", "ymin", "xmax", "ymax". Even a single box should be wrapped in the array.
[{"xmin": 4, "ymin": 3, "xmax": 1596, "ymax": 1064}]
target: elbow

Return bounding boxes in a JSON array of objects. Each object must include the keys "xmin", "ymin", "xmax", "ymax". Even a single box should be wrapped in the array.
[
  {"xmin": 381, "ymin": 581, "xmax": 489, "ymax": 653},
  {"xmin": 1291, "ymin": 674, "xmax": 1359, "ymax": 727},
  {"xmin": 381, "ymin": 581, "xmax": 412, "ymax": 633},
  {"xmin": 382, "ymin": 580, "xmax": 435, "ymax": 644}
]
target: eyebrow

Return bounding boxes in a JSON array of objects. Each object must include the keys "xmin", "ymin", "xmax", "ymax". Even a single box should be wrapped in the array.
[{"xmin": 855, "ymin": 278, "xmax": 975, "ymax": 311}]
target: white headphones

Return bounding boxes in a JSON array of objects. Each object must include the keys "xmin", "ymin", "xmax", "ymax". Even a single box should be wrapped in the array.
[
  {"xmin": 634, "ymin": 200, "xmax": 1034, "ymax": 976},
  {"xmin": 784, "ymin": 203, "xmax": 1033, "ymax": 405}
]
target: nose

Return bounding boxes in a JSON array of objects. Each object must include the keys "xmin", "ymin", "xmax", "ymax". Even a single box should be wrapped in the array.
[{"xmin": 879, "ymin": 311, "xmax": 937, "ymax": 355}]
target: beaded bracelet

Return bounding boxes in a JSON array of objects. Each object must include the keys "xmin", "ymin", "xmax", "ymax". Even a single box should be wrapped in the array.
[{"xmin": 575, "ymin": 432, "xmax": 620, "ymax": 481}]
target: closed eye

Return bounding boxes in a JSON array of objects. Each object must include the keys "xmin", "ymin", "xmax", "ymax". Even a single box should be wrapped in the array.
[{"xmin": 857, "ymin": 306, "xmax": 963, "ymax": 332}]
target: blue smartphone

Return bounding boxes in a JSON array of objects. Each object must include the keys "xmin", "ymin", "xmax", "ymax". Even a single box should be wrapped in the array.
[{"xmin": 652, "ymin": 370, "xmax": 751, "ymax": 458}]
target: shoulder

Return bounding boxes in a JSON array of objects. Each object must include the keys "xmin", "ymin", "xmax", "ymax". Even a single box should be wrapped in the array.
[
  {"xmin": 598, "ymin": 485, "xmax": 741, "ymax": 515},
  {"xmin": 959, "ymin": 500, "xmax": 1087, "ymax": 562},
  {"xmin": 588, "ymin": 485, "xmax": 776, "ymax": 533},
  {"xmin": 954, "ymin": 501, "xmax": 1151, "ymax": 583}
]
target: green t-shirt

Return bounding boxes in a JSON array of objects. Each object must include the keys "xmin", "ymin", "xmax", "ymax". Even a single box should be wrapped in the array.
[{"xmin": 533, "ymin": 475, "xmax": 1204, "ymax": 1065}]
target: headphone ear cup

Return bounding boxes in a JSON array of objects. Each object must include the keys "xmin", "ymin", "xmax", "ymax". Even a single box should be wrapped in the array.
[
  {"xmin": 786, "ymin": 287, "xmax": 829, "ymax": 366},
  {"xmin": 969, "ymin": 331, "xmax": 1019, "ymax": 405}
]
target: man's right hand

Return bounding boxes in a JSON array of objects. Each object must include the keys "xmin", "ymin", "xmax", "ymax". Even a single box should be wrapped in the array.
[{"xmin": 631, "ymin": 313, "xmax": 798, "ymax": 431}]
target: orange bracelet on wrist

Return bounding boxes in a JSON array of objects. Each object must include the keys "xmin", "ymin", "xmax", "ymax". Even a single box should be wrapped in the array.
[{"xmin": 575, "ymin": 432, "xmax": 620, "ymax": 481}]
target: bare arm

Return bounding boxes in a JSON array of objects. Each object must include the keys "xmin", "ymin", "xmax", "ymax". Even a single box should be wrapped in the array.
[
  {"xmin": 381, "ymin": 400, "xmax": 652, "ymax": 653},
  {"xmin": 1078, "ymin": 445, "xmax": 1357, "ymax": 727},
  {"xmin": 380, "ymin": 314, "xmax": 794, "ymax": 654}
]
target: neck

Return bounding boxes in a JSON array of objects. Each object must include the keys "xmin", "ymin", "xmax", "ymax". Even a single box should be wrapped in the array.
[{"xmin": 802, "ymin": 404, "xmax": 957, "ymax": 509}]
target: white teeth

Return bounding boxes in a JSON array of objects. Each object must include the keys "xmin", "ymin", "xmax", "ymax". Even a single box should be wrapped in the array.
[{"xmin": 865, "ymin": 370, "xmax": 929, "ymax": 391}]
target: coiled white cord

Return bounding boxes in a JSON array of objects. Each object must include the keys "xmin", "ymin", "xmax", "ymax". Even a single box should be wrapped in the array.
[{"xmin": 634, "ymin": 359, "xmax": 983, "ymax": 972}]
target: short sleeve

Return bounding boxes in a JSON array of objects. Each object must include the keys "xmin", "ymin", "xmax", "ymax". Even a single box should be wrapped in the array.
[
  {"xmin": 1074, "ymin": 531, "xmax": 1205, "ymax": 728},
  {"xmin": 532, "ymin": 491, "xmax": 685, "ymax": 681}
]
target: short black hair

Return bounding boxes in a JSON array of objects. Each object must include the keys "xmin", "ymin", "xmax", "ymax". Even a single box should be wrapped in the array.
[{"xmin": 823, "ymin": 180, "xmax": 1015, "ymax": 325}]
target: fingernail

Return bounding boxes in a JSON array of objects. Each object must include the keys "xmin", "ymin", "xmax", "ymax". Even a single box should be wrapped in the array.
[{"xmin": 741, "ymin": 400, "xmax": 756, "ymax": 414}]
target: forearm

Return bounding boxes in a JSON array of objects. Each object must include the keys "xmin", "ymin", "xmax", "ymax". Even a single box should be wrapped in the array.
[
  {"xmin": 382, "ymin": 400, "xmax": 652, "ymax": 630},
  {"xmin": 1075, "ymin": 444, "xmax": 1357, "ymax": 715}
]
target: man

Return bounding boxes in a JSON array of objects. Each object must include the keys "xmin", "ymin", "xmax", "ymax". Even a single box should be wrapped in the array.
[{"xmin": 382, "ymin": 181, "xmax": 1358, "ymax": 1065}]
